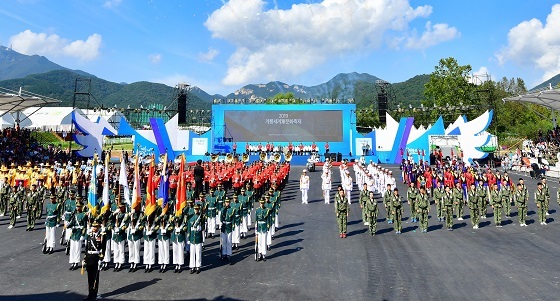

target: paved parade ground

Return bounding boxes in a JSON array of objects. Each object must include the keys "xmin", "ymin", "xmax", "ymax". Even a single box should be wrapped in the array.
[{"xmin": 1, "ymin": 165, "xmax": 560, "ymax": 301}]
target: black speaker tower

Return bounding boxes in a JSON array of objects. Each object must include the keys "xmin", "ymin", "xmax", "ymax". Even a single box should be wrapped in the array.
[
  {"xmin": 378, "ymin": 94, "xmax": 387, "ymax": 124},
  {"xmin": 375, "ymin": 80, "xmax": 393, "ymax": 126},
  {"xmin": 178, "ymin": 93, "xmax": 187, "ymax": 124}
]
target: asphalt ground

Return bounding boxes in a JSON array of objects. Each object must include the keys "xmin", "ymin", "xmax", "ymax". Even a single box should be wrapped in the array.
[{"xmin": 0, "ymin": 165, "xmax": 559, "ymax": 301}]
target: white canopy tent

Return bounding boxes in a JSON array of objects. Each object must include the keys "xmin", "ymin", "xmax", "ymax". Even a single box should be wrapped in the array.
[
  {"xmin": 23, "ymin": 107, "xmax": 85, "ymax": 132},
  {"xmin": 0, "ymin": 87, "xmax": 61, "ymax": 117},
  {"xmin": 503, "ymin": 87, "xmax": 560, "ymax": 127}
]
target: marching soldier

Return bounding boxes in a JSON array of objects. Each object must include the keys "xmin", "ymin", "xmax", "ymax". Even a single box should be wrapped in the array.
[
  {"xmin": 391, "ymin": 188, "xmax": 403, "ymax": 234},
  {"xmin": 68, "ymin": 203, "xmax": 86, "ymax": 270},
  {"xmin": 61, "ymin": 191, "xmax": 77, "ymax": 246},
  {"xmin": 206, "ymin": 188, "xmax": 218, "ymax": 239},
  {"xmin": 365, "ymin": 190, "xmax": 378, "ymax": 235},
  {"xmin": 501, "ymin": 180, "xmax": 513, "ymax": 218},
  {"xmin": 143, "ymin": 213, "xmax": 158, "ymax": 273},
  {"xmin": 515, "ymin": 183, "xmax": 528, "ymax": 227},
  {"xmin": 443, "ymin": 186, "xmax": 454, "ymax": 230},
  {"xmin": 44, "ymin": 194, "xmax": 60, "ymax": 254},
  {"xmin": 433, "ymin": 181, "xmax": 444, "ymax": 222},
  {"xmin": 82, "ymin": 221, "xmax": 107, "ymax": 301},
  {"xmin": 535, "ymin": 183, "xmax": 547, "ymax": 225},
  {"xmin": 0, "ymin": 175, "xmax": 8, "ymax": 216},
  {"xmin": 26, "ymin": 184, "xmax": 39, "ymax": 231},
  {"xmin": 383, "ymin": 184, "xmax": 393, "ymax": 224},
  {"xmin": 476, "ymin": 179, "xmax": 488, "ymax": 219},
  {"xmin": 407, "ymin": 182, "xmax": 418, "ymax": 223},
  {"xmin": 359, "ymin": 183, "xmax": 369, "ymax": 225},
  {"xmin": 188, "ymin": 203, "xmax": 204, "ymax": 274},
  {"xmin": 7, "ymin": 185, "xmax": 18, "ymax": 229},
  {"xmin": 489, "ymin": 184, "xmax": 502, "ymax": 227},
  {"xmin": 468, "ymin": 184, "xmax": 479, "ymax": 229},
  {"xmin": 541, "ymin": 178, "xmax": 550, "ymax": 216},
  {"xmin": 238, "ymin": 188, "xmax": 250, "ymax": 239},
  {"xmin": 335, "ymin": 186, "xmax": 349, "ymax": 238},
  {"xmin": 231, "ymin": 195, "xmax": 241, "ymax": 250},
  {"xmin": 452, "ymin": 182, "xmax": 464, "ymax": 221},
  {"xmin": 255, "ymin": 198, "xmax": 270, "ymax": 261},
  {"xmin": 416, "ymin": 187, "xmax": 430, "ymax": 233}
]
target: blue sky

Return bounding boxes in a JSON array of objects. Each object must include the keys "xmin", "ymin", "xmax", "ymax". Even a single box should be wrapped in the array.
[{"xmin": 1, "ymin": 0, "xmax": 559, "ymax": 96}]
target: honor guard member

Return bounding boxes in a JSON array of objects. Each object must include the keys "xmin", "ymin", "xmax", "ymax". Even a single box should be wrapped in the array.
[
  {"xmin": 467, "ymin": 184, "xmax": 480, "ymax": 229},
  {"xmin": 206, "ymin": 188, "xmax": 218, "ymax": 238},
  {"xmin": 264, "ymin": 195, "xmax": 274, "ymax": 250},
  {"xmin": 157, "ymin": 213, "xmax": 172, "ymax": 273},
  {"xmin": 44, "ymin": 194, "xmax": 60, "ymax": 254},
  {"xmin": 238, "ymin": 188, "xmax": 250, "ymax": 239},
  {"xmin": 321, "ymin": 169, "xmax": 332, "ymax": 204},
  {"xmin": 68, "ymin": 203, "xmax": 87, "ymax": 270},
  {"xmin": 452, "ymin": 182, "xmax": 464, "ymax": 221},
  {"xmin": 171, "ymin": 213, "xmax": 187, "ymax": 273},
  {"xmin": 515, "ymin": 183, "xmax": 528, "ymax": 227},
  {"xmin": 342, "ymin": 169, "xmax": 353, "ymax": 204},
  {"xmin": 443, "ymin": 186, "xmax": 454, "ymax": 230},
  {"xmin": 62, "ymin": 191, "xmax": 77, "ymax": 246},
  {"xmin": 100, "ymin": 198, "xmax": 116, "ymax": 271},
  {"xmin": 490, "ymin": 184, "xmax": 503, "ymax": 227},
  {"xmin": 365, "ymin": 191, "xmax": 378, "ymax": 235},
  {"xmin": 112, "ymin": 204, "xmax": 128, "ymax": 272},
  {"xmin": 215, "ymin": 184, "xmax": 225, "ymax": 229},
  {"xmin": 255, "ymin": 198, "xmax": 270, "ymax": 261},
  {"xmin": 26, "ymin": 184, "xmax": 39, "ymax": 231},
  {"xmin": 14, "ymin": 180, "xmax": 25, "ymax": 219},
  {"xmin": 535, "ymin": 183, "xmax": 547, "ymax": 225},
  {"xmin": 407, "ymin": 182, "xmax": 419, "ymax": 223},
  {"xmin": 383, "ymin": 184, "xmax": 393, "ymax": 224},
  {"xmin": 476, "ymin": 179, "xmax": 488, "ymax": 219},
  {"xmin": 83, "ymin": 221, "xmax": 107, "ymax": 301},
  {"xmin": 335, "ymin": 185, "xmax": 349, "ymax": 238},
  {"xmin": 220, "ymin": 197, "xmax": 234, "ymax": 261},
  {"xmin": 300, "ymin": 169, "xmax": 310, "ymax": 204},
  {"xmin": 127, "ymin": 212, "xmax": 143, "ymax": 272},
  {"xmin": 416, "ymin": 187, "xmax": 430, "ymax": 233},
  {"xmin": 271, "ymin": 186, "xmax": 281, "ymax": 234},
  {"xmin": 143, "ymin": 213, "xmax": 158, "ymax": 273},
  {"xmin": 188, "ymin": 203, "xmax": 204, "ymax": 274},
  {"xmin": 359, "ymin": 183, "xmax": 369, "ymax": 225},
  {"xmin": 231, "ymin": 195, "xmax": 242, "ymax": 249},
  {"xmin": 391, "ymin": 188, "xmax": 403, "ymax": 234}
]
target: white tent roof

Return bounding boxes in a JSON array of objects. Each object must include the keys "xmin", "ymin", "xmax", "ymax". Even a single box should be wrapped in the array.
[
  {"xmin": 0, "ymin": 87, "xmax": 61, "ymax": 113},
  {"xmin": 503, "ymin": 88, "xmax": 560, "ymax": 110}
]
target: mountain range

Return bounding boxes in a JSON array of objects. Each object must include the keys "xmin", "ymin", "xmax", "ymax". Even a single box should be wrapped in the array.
[{"xmin": 3, "ymin": 46, "xmax": 557, "ymax": 111}]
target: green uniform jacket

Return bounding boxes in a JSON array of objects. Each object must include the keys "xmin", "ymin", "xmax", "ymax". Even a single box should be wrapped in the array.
[
  {"xmin": 231, "ymin": 202, "xmax": 242, "ymax": 225},
  {"xmin": 68, "ymin": 212, "xmax": 87, "ymax": 241},
  {"xmin": 468, "ymin": 190, "xmax": 478, "ymax": 208},
  {"xmin": 206, "ymin": 196, "xmax": 217, "ymax": 218},
  {"xmin": 417, "ymin": 193, "xmax": 429, "ymax": 211},
  {"xmin": 170, "ymin": 215, "xmax": 187, "ymax": 243},
  {"xmin": 452, "ymin": 187, "xmax": 463, "ymax": 204},
  {"xmin": 220, "ymin": 207, "xmax": 235, "ymax": 233},
  {"xmin": 359, "ymin": 190, "xmax": 369, "ymax": 207},
  {"xmin": 490, "ymin": 190, "xmax": 501, "ymax": 207},
  {"xmin": 365, "ymin": 198, "xmax": 378, "ymax": 216},
  {"xmin": 215, "ymin": 190, "xmax": 225, "ymax": 211},
  {"xmin": 433, "ymin": 187, "xmax": 444, "ymax": 203},
  {"xmin": 45, "ymin": 202, "xmax": 60, "ymax": 227},
  {"xmin": 335, "ymin": 194, "xmax": 349, "ymax": 215},
  {"xmin": 113, "ymin": 212, "xmax": 129, "ymax": 242},
  {"xmin": 535, "ymin": 189, "xmax": 546, "ymax": 205},
  {"xmin": 515, "ymin": 190, "xmax": 528, "ymax": 208},
  {"xmin": 63, "ymin": 199, "xmax": 77, "ymax": 221},
  {"xmin": 255, "ymin": 207, "xmax": 270, "ymax": 233},
  {"xmin": 188, "ymin": 214, "xmax": 203, "ymax": 244},
  {"xmin": 407, "ymin": 187, "xmax": 418, "ymax": 203},
  {"xmin": 128, "ymin": 219, "xmax": 144, "ymax": 241},
  {"xmin": 238, "ymin": 194, "xmax": 250, "ymax": 216},
  {"xmin": 443, "ymin": 192, "xmax": 453, "ymax": 207}
]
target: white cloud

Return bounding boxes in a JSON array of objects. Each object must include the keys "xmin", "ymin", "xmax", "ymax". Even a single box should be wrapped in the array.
[
  {"xmin": 405, "ymin": 21, "xmax": 459, "ymax": 50},
  {"xmin": 205, "ymin": 0, "xmax": 455, "ymax": 86},
  {"xmin": 148, "ymin": 54, "xmax": 162, "ymax": 64},
  {"xmin": 496, "ymin": 4, "xmax": 560, "ymax": 83},
  {"xmin": 103, "ymin": 0, "xmax": 123, "ymax": 9},
  {"xmin": 199, "ymin": 48, "xmax": 219, "ymax": 62},
  {"xmin": 9, "ymin": 30, "xmax": 102, "ymax": 61}
]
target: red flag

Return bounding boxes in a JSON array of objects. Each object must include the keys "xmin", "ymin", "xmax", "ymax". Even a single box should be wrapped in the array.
[
  {"xmin": 144, "ymin": 155, "xmax": 156, "ymax": 216},
  {"xmin": 175, "ymin": 155, "xmax": 186, "ymax": 216},
  {"xmin": 422, "ymin": 149, "xmax": 425, "ymax": 157}
]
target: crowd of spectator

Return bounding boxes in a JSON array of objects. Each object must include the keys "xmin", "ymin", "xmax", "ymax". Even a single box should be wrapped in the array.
[{"xmin": 0, "ymin": 127, "xmax": 71, "ymax": 167}]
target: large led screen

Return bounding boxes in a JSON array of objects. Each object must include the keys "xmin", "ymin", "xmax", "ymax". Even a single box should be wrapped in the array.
[{"xmin": 224, "ymin": 110, "xmax": 343, "ymax": 142}]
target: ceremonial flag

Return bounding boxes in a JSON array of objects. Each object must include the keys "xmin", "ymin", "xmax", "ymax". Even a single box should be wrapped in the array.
[
  {"xmin": 88, "ymin": 156, "xmax": 98, "ymax": 217},
  {"xmin": 144, "ymin": 155, "xmax": 156, "ymax": 216},
  {"xmin": 131, "ymin": 151, "xmax": 142, "ymax": 211},
  {"xmin": 175, "ymin": 154, "xmax": 186, "ymax": 217},
  {"xmin": 101, "ymin": 154, "xmax": 110, "ymax": 214},
  {"xmin": 119, "ymin": 156, "xmax": 130, "ymax": 205},
  {"xmin": 158, "ymin": 154, "xmax": 170, "ymax": 215}
]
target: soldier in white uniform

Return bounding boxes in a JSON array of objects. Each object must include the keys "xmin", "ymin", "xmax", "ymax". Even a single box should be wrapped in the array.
[
  {"xmin": 321, "ymin": 169, "xmax": 332, "ymax": 204},
  {"xmin": 342, "ymin": 169, "xmax": 353, "ymax": 204},
  {"xmin": 300, "ymin": 170, "xmax": 310, "ymax": 204}
]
